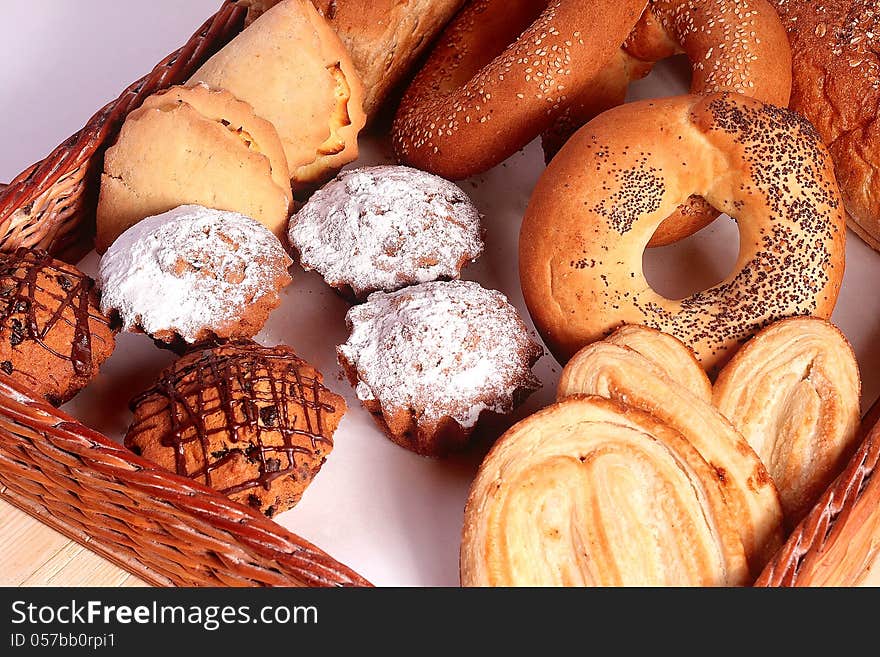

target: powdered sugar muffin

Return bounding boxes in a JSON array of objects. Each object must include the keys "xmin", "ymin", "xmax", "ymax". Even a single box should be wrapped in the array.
[
  {"xmin": 337, "ymin": 280, "xmax": 543, "ymax": 456},
  {"xmin": 98, "ymin": 205, "xmax": 292, "ymax": 345},
  {"xmin": 288, "ymin": 165, "xmax": 483, "ymax": 301}
]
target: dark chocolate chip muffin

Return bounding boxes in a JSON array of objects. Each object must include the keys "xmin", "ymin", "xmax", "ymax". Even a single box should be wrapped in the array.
[
  {"xmin": 0, "ymin": 248, "xmax": 116, "ymax": 404},
  {"xmin": 125, "ymin": 341, "xmax": 346, "ymax": 517}
]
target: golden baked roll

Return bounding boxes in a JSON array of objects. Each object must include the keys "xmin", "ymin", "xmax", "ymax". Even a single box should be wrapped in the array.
[
  {"xmin": 604, "ymin": 324, "xmax": 711, "ymax": 402},
  {"xmin": 244, "ymin": 1, "xmax": 465, "ymax": 121},
  {"xmin": 558, "ymin": 339, "xmax": 783, "ymax": 571},
  {"xmin": 769, "ymin": 0, "xmax": 880, "ymax": 251},
  {"xmin": 713, "ymin": 317, "xmax": 861, "ymax": 525},
  {"xmin": 189, "ymin": 0, "xmax": 366, "ymax": 187},
  {"xmin": 96, "ymin": 84, "xmax": 292, "ymax": 253},
  {"xmin": 461, "ymin": 396, "xmax": 750, "ymax": 586},
  {"xmin": 311, "ymin": 0, "xmax": 466, "ymax": 121}
]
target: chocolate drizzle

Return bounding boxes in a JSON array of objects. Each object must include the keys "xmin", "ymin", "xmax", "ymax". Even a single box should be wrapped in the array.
[
  {"xmin": 0, "ymin": 248, "xmax": 110, "ymax": 377},
  {"xmin": 127, "ymin": 342, "xmax": 339, "ymax": 502}
]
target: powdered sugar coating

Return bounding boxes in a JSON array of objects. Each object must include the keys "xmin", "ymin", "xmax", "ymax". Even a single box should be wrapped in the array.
[
  {"xmin": 98, "ymin": 205, "xmax": 292, "ymax": 343},
  {"xmin": 337, "ymin": 280, "xmax": 542, "ymax": 429},
  {"xmin": 288, "ymin": 165, "xmax": 483, "ymax": 299}
]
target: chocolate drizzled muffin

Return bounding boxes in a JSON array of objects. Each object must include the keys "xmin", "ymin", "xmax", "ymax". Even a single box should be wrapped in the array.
[
  {"xmin": 0, "ymin": 248, "xmax": 116, "ymax": 404},
  {"xmin": 125, "ymin": 341, "xmax": 346, "ymax": 517},
  {"xmin": 288, "ymin": 166, "xmax": 483, "ymax": 301},
  {"xmin": 337, "ymin": 280, "xmax": 543, "ymax": 456}
]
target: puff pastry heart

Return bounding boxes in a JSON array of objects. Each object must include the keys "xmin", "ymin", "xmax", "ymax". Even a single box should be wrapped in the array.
[
  {"xmin": 713, "ymin": 317, "xmax": 861, "ymax": 525},
  {"xmin": 604, "ymin": 325, "xmax": 711, "ymax": 402},
  {"xmin": 461, "ymin": 396, "xmax": 749, "ymax": 586},
  {"xmin": 557, "ymin": 336, "xmax": 783, "ymax": 572}
]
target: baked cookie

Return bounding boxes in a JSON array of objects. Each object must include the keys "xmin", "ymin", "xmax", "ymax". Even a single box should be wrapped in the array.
[
  {"xmin": 125, "ymin": 341, "xmax": 346, "ymax": 517},
  {"xmin": 96, "ymin": 83, "xmax": 292, "ymax": 253},
  {"xmin": 288, "ymin": 165, "xmax": 483, "ymax": 301},
  {"xmin": 98, "ymin": 205, "xmax": 292, "ymax": 345},
  {"xmin": 0, "ymin": 248, "xmax": 116, "ymax": 405},
  {"xmin": 337, "ymin": 280, "xmax": 542, "ymax": 456},
  {"xmin": 189, "ymin": 0, "xmax": 366, "ymax": 188}
]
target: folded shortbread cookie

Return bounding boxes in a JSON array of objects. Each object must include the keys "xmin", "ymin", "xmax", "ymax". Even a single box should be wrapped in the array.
[{"xmin": 96, "ymin": 84, "xmax": 291, "ymax": 253}]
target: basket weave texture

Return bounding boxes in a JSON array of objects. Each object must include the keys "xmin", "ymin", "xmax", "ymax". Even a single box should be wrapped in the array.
[
  {"xmin": 756, "ymin": 403, "xmax": 880, "ymax": 586},
  {"xmin": 0, "ymin": 0, "xmax": 370, "ymax": 587}
]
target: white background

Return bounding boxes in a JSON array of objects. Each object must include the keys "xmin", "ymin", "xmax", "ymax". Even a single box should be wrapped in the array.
[{"xmin": 2, "ymin": 1, "xmax": 879, "ymax": 586}]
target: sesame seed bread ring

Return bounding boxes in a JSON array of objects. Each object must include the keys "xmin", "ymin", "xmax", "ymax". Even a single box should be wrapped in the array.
[
  {"xmin": 391, "ymin": 0, "xmax": 647, "ymax": 180},
  {"xmin": 544, "ymin": 0, "xmax": 793, "ymax": 248},
  {"xmin": 519, "ymin": 93, "xmax": 846, "ymax": 373}
]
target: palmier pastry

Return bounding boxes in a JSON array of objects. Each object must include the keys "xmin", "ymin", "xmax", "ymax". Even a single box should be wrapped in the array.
[
  {"xmin": 125, "ymin": 341, "xmax": 346, "ymax": 517},
  {"xmin": 557, "ymin": 331, "xmax": 783, "ymax": 571},
  {"xmin": 288, "ymin": 166, "xmax": 483, "ymax": 301},
  {"xmin": 98, "ymin": 205, "xmax": 292, "ymax": 345},
  {"xmin": 714, "ymin": 317, "xmax": 861, "ymax": 525},
  {"xmin": 461, "ymin": 396, "xmax": 750, "ymax": 586},
  {"xmin": 0, "ymin": 248, "xmax": 116, "ymax": 405},
  {"xmin": 519, "ymin": 93, "xmax": 845, "ymax": 373},
  {"xmin": 604, "ymin": 324, "xmax": 711, "ymax": 401},
  {"xmin": 96, "ymin": 84, "xmax": 292, "ymax": 253},
  {"xmin": 769, "ymin": 0, "xmax": 880, "ymax": 251},
  {"xmin": 189, "ymin": 0, "xmax": 366, "ymax": 188},
  {"xmin": 337, "ymin": 280, "xmax": 542, "ymax": 456},
  {"xmin": 392, "ymin": 0, "xmax": 647, "ymax": 180}
]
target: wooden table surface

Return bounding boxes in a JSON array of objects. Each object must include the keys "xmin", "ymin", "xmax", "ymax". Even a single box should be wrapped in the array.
[{"xmin": 0, "ymin": 499, "xmax": 147, "ymax": 587}]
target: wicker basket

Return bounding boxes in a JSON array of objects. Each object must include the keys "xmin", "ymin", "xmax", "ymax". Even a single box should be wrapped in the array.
[
  {"xmin": 2, "ymin": 0, "xmax": 878, "ymax": 589},
  {"xmin": 0, "ymin": 0, "xmax": 369, "ymax": 587},
  {"xmin": 756, "ymin": 401, "xmax": 880, "ymax": 586}
]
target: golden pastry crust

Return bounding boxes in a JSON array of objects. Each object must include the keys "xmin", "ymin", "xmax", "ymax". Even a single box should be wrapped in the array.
[
  {"xmin": 713, "ymin": 317, "xmax": 861, "ymax": 526},
  {"xmin": 461, "ymin": 395, "xmax": 750, "ymax": 586},
  {"xmin": 558, "ymin": 339, "xmax": 783, "ymax": 573},
  {"xmin": 519, "ymin": 93, "xmax": 845, "ymax": 373},
  {"xmin": 189, "ymin": 0, "xmax": 366, "ymax": 188},
  {"xmin": 125, "ymin": 342, "xmax": 346, "ymax": 517},
  {"xmin": 770, "ymin": 0, "xmax": 880, "ymax": 251},
  {"xmin": 0, "ymin": 249, "xmax": 116, "ymax": 405},
  {"xmin": 604, "ymin": 324, "xmax": 711, "ymax": 402},
  {"xmin": 96, "ymin": 84, "xmax": 292, "ymax": 253},
  {"xmin": 311, "ymin": 0, "xmax": 466, "ymax": 121}
]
